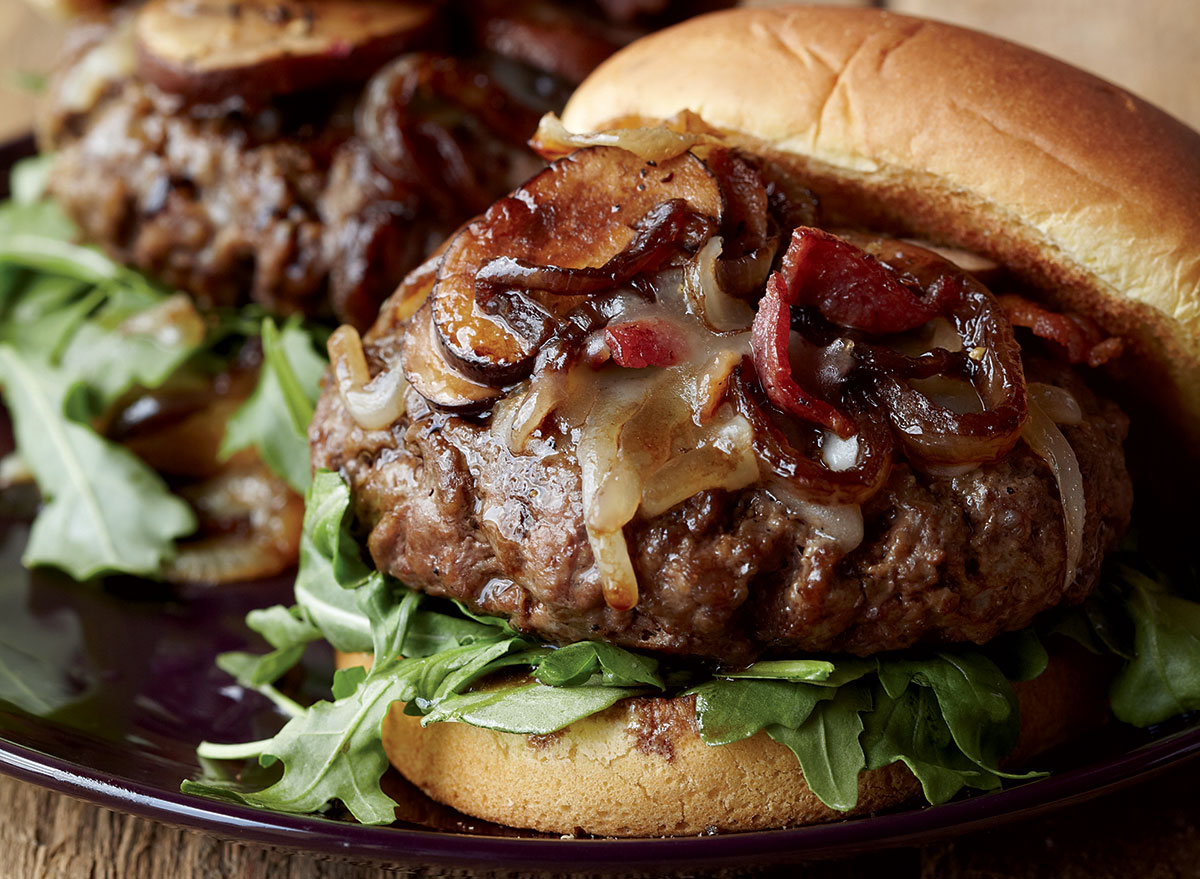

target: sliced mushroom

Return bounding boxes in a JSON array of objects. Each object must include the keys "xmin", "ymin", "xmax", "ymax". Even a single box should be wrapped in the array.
[
  {"xmin": 135, "ymin": 0, "xmax": 440, "ymax": 105},
  {"xmin": 401, "ymin": 300, "xmax": 502, "ymax": 413},
  {"xmin": 429, "ymin": 145, "xmax": 724, "ymax": 386}
]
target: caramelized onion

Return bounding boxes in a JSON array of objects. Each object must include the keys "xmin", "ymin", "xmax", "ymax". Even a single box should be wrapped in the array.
[
  {"xmin": 121, "ymin": 293, "xmax": 206, "ymax": 350},
  {"xmin": 164, "ymin": 461, "xmax": 304, "ymax": 584},
  {"xmin": 577, "ymin": 381, "xmax": 654, "ymax": 612},
  {"xmin": 328, "ymin": 325, "xmax": 408, "ymax": 430},
  {"xmin": 1028, "ymin": 381, "xmax": 1083, "ymax": 426},
  {"xmin": 640, "ymin": 415, "xmax": 757, "ymax": 518},
  {"xmin": 1021, "ymin": 395, "xmax": 1085, "ymax": 590},
  {"xmin": 682, "ymin": 237, "xmax": 754, "ymax": 333},
  {"xmin": 731, "ymin": 362, "xmax": 893, "ymax": 506},
  {"xmin": 531, "ymin": 113, "xmax": 721, "ymax": 163},
  {"xmin": 874, "ymin": 272, "xmax": 1027, "ymax": 468}
]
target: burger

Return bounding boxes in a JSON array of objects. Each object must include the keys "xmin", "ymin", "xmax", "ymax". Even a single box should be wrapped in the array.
[
  {"xmin": 35, "ymin": 0, "xmax": 730, "ymax": 330},
  {"xmin": 0, "ymin": 0, "xmax": 726, "ymax": 585},
  {"xmin": 185, "ymin": 6, "xmax": 1200, "ymax": 837}
]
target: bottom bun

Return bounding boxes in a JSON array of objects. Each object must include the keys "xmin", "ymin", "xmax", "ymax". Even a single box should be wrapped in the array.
[{"xmin": 339, "ymin": 645, "xmax": 1110, "ymax": 837}]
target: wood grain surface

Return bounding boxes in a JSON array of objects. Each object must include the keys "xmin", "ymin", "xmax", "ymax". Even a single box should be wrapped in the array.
[
  {"xmin": 3, "ymin": 760, "xmax": 1200, "ymax": 878},
  {"xmin": 0, "ymin": 1, "xmax": 1198, "ymax": 877}
]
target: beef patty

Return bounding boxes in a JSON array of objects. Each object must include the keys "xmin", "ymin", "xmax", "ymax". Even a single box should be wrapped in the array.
[{"xmin": 310, "ymin": 360, "xmax": 1132, "ymax": 667}]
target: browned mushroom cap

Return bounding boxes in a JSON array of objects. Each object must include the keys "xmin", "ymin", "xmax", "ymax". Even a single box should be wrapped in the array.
[
  {"xmin": 429, "ymin": 145, "xmax": 724, "ymax": 386},
  {"xmin": 401, "ymin": 299, "xmax": 502, "ymax": 413},
  {"xmin": 135, "ymin": 0, "xmax": 441, "ymax": 105}
]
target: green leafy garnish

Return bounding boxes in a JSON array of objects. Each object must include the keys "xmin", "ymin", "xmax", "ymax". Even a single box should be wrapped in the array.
[
  {"xmin": 0, "ymin": 529, "xmax": 91, "ymax": 715},
  {"xmin": 1109, "ymin": 565, "xmax": 1200, "ymax": 726},
  {"xmin": 0, "ymin": 159, "xmax": 214, "ymax": 577},
  {"xmin": 0, "ymin": 346, "xmax": 195, "ymax": 579},
  {"xmin": 220, "ymin": 317, "xmax": 326, "ymax": 493},
  {"xmin": 0, "ymin": 156, "xmax": 334, "ymax": 579}
]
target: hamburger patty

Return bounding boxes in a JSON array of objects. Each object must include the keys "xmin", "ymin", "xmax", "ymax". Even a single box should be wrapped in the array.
[{"xmin": 311, "ymin": 362, "xmax": 1132, "ymax": 666}]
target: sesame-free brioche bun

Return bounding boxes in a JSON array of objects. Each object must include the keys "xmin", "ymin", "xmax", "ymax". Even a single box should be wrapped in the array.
[
  {"xmin": 561, "ymin": 5, "xmax": 1200, "ymax": 452},
  {"xmin": 338, "ymin": 647, "xmax": 1108, "ymax": 837}
]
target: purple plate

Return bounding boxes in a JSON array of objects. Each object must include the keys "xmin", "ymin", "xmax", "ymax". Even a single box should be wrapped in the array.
[
  {"xmin": 2, "ymin": 137, "xmax": 1199, "ymax": 872},
  {"xmin": 1, "ymin": 511, "xmax": 1200, "ymax": 873}
]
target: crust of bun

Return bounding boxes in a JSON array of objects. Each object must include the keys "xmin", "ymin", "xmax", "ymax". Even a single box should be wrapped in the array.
[
  {"xmin": 362, "ymin": 646, "xmax": 1109, "ymax": 837},
  {"xmin": 560, "ymin": 5, "xmax": 1200, "ymax": 453}
]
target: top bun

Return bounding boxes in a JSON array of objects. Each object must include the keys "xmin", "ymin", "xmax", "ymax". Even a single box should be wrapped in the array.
[{"xmin": 561, "ymin": 5, "xmax": 1200, "ymax": 452}]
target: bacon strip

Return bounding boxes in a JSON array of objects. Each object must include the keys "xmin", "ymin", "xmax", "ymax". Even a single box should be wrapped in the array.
[
  {"xmin": 604, "ymin": 318, "xmax": 689, "ymax": 369},
  {"xmin": 751, "ymin": 270, "xmax": 858, "ymax": 437},
  {"xmin": 999, "ymin": 294, "xmax": 1124, "ymax": 367},
  {"xmin": 750, "ymin": 227, "xmax": 946, "ymax": 438}
]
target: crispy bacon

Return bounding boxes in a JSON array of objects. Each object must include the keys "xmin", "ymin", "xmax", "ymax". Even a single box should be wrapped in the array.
[
  {"xmin": 779, "ymin": 227, "xmax": 946, "ymax": 334},
  {"xmin": 750, "ymin": 271, "xmax": 858, "ymax": 437},
  {"xmin": 1000, "ymin": 294, "xmax": 1124, "ymax": 367},
  {"xmin": 603, "ymin": 319, "xmax": 689, "ymax": 368},
  {"xmin": 749, "ymin": 227, "xmax": 950, "ymax": 439}
]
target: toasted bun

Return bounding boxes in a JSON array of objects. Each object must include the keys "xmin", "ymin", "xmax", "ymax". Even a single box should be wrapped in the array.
[
  {"xmin": 367, "ymin": 646, "xmax": 1109, "ymax": 837},
  {"xmin": 561, "ymin": 5, "xmax": 1200, "ymax": 454}
]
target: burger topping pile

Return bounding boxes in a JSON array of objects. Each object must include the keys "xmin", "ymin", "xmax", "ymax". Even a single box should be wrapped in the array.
[{"xmin": 333, "ymin": 127, "xmax": 1122, "ymax": 614}]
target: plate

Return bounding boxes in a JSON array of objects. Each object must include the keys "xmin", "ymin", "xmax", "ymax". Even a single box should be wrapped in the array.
[
  {"xmin": 2, "ymin": 510, "xmax": 1200, "ymax": 873},
  {"xmin": 2, "ymin": 137, "xmax": 1199, "ymax": 872}
]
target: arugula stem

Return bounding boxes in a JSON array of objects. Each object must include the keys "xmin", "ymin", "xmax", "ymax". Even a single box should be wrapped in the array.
[
  {"xmin": 197, "ymin": 739, "xmax": 275, "ymax": 761},
  {"xmin": 261, "ymin": 684, "xmax": 308, "ymax": 719}
]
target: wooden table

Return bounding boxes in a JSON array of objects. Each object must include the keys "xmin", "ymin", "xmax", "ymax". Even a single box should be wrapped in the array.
[
  {"xmin": 1, "ymin": 1, "xmax": 1198, "ymax": 876},
  {"xmin": 2, "ymin": 758, "xmax": 1200, "ymax": 877}
]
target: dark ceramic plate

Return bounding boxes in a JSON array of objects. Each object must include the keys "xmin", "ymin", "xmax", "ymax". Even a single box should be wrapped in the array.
[
  {"xmin": 3, "ymin": 516, "xmax": 1200, "ymax": 874},
  {"xmin": 2, "ymin": 136, "xmax": 1200, "ymax": 873}
]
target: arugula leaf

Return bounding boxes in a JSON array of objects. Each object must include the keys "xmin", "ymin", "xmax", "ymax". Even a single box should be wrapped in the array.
[
  {"xmin": 58, "ymin": 293, "xmax": 206, "ymax": 412},
  {"xmin": 291, "ymin": 471, "xmax": 376, "ymax": 652},
  {"xmin": 221, "ymin": 604, "xmax": 323, "ymax": 689},
  {"xmin": 421, "ymin": 681, "xmax": 648, "ymax": 734},
  {"xmin": 215, "ymin": 652, "xmax": 306, "ymax": 719},
  {"xmin": 861, "ymin": 683, "xmax": 1001, "ymax": 804},
  {"xmin": 400, "ymin": 607, "xmax": 503, "ymax": 657},
  {"xmin": 0, "ymin": 277, "xmax": 98, "ymax": 360},
  {"xmin": 720, "ymin": 658, "xmax": 835, "ymax": 682},
  {"xmin": 877, "ymin": 653, "xmax": 1021, "ymax": 773},
  {"xmin": 203, "ymin": 672, "xmax": 411, "ymax": 823},
  {"xmin": 1110, "ymin": 565, "xmax": 1200, "ymax": 726},
  {"xmin": 535, "ymin": 641, "xmax": 663, "ymax": 689},
  {"xmin": 691, "ymin": 678, "xmax": 833, "ymax": 746},
  {"xmin": 0, "ymin": 345, "xmax": 195, "ymax": 579},
  {"xmin": 766, "ymin": 684, "xmax": 871, "ymax": 812},
  {"xmin": 984, "ymin": 629, "xmax": 1050, "ymax": 684},
  {"xmin": 332, "ymin": 665, "xmax": 367, "ymax": 700},
  {"xmin": 0, "ymin": 531, "xmax": 91, "ymax": 716},
  {"xmin": 221, "ymin": 318, "xmax": 326, "ymax": 493},
  {"xmin": 359, "ymin": 577, "xmax": 422, "ymax": 671}
]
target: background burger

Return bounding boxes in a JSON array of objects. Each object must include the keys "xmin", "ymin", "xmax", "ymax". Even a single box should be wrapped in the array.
[
  {"xmin": 184, "ymin": 5, "xmax": 1200, "ymax": 837},
  {"xmin": 0, "ymin": 0, "xmax": 728, "ymax": 585}
]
